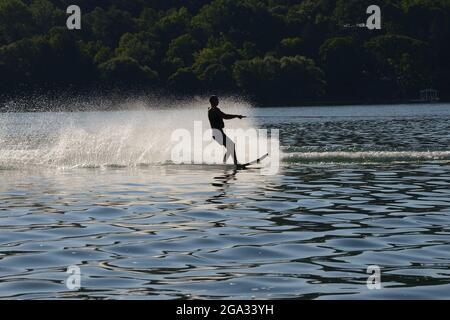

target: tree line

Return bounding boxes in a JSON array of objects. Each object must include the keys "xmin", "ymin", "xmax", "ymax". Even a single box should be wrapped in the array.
[{"xmin": 0, "ymin": 0, "xmax": 449, "ymax": 106}]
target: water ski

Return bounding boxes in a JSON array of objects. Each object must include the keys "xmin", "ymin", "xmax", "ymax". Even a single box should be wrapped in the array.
[{"xmin": 236, "ymin": 153, "xmax": 269, "ymax": 169}]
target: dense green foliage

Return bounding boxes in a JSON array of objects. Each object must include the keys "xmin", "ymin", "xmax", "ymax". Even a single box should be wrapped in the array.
[{"xmin": 0, "ymin": 0, "xmax": 449, "ymax": 104}]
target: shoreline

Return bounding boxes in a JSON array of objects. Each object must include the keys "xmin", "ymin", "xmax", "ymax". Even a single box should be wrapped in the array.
[
  {"xmin": 256, "ymin": 98, "xmax": 447, "ymax": 108},
  {"xmin": 0, "ymin": 95, "xmax": 448, "ymax": 113}
]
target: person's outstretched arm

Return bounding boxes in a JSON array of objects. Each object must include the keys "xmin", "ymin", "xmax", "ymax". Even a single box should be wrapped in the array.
[{"xmin": 220, "ymin": 110, "xmax": 246, "ymax": 120}]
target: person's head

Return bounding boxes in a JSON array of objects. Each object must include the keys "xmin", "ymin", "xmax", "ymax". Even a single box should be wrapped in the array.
[{"xmin": 209, "ymin": 95, "xmax": 219, "ymax": 107}]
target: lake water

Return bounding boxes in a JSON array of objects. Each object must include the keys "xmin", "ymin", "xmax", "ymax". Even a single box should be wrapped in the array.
[{"xmin": 1, "ymin": 103, "xmax": 450, "ymax": 299}]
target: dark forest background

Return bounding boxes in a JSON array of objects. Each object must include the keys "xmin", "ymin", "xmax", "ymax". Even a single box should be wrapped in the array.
[{"xmin": 0, "ymin": 0, "xmax": 449, "ymax": 106}]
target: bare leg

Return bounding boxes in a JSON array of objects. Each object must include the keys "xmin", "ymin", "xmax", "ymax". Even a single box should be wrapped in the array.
[
  {"xmin": 224, "ymin": 134, "xmax": 238, "ymax": 165},
  {"xmin": 232, "ymin": 149, "xmax": 238, "ymax": 165},
  {"xmin": 213, "ymin": 129, "xmax": 238, "ymax": 165}
]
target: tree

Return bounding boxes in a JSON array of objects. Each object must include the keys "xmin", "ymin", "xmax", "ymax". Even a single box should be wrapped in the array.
[
  {"xmin": 0, "ymin": 0, "xmax": 32, "ymax": 45},
  {"xmin": 192, "ymin": 41, "xmax": 239, "ymax": 90},
  {"xmin": 279, "ymin": 37, "xmax": 304, "ymax": 56},
  {"xmin": 192, "ymin": 0, "xmax": 284, "ymax": 51},
  {"xmin": 29, "ymin": 0, "xmax": 63, "ymax": 36},
  {"xmin": 98, "ymin": 56, "xmax": 159, "ymax": 85},
  {"xmin": 364, "ymin": 34, "xmax": 430, "ymax": 97},
  {"xmin": 115, "ymin": 32, "xmax": 157, "ymax": 66},
  {"xmin": 84, "ymin": 7, "xmax": 136, "ymax": 47},
  {"xmin": 233, "ymin": 55, "xmax": 325, "ymax": 104},
  {"xmin": 333, "ymin": 0, "xmax": 376, "ymax": 26},
  {"xmin": 166, "ymin": 34, "xmax": 199, "ymax": 67},
  {"xmin": 0, "ymin": 36, "xmax": 50, "ymax": 87},
  {"xmin": 46, "ymin": 27, "xmax": 96, "ymax": 84},
  {"xmin": 80, "ymin": 41, "xmax": 113, "ymax": 65},
  {"xmin": 153, "ymin": 7, "xmax": 191, "ymax": 42},
  {"xmin": 319, "ymin": 37, "xmax": 368, "ymax": 99},
  {"xmin": 168, "ymin": 67, "xmax": 201, "ymax": 92}
]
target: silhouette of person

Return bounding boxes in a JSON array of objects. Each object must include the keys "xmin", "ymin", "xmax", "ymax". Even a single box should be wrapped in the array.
[{"xmin": 208, "ymin": 95, "xmax": 245, "ymax": 165}]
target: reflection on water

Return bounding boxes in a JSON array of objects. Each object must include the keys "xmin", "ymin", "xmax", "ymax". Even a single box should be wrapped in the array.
[
  {"xmin": 1, "ymin": 104, "xmax": 450, "ymax": 299},
  {"xmin": 1, "ymin": 163, "xmax": 450, "ymax": 299}
]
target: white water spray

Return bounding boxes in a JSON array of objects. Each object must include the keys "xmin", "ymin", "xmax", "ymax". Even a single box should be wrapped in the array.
[{"xmin": 0, "ymin": 97, "xmax": 261, "ymax": 169}]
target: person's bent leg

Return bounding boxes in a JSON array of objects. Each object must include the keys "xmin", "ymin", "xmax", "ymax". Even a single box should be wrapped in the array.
[
  {"xmin": 212, "ymin": 129, "xmax": 228, "ymax": 164},
  {"xmin": 224, "ymin": 133, "xmax": 237, "ymax": 165}
]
